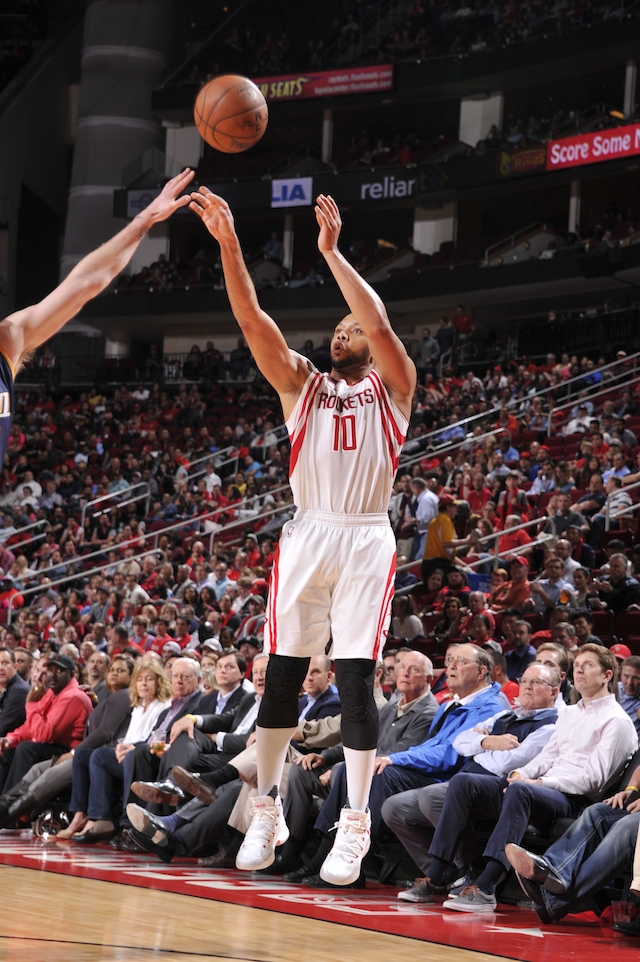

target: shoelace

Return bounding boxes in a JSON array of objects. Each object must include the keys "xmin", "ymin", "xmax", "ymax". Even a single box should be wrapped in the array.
[
  {"xmin": 248, "ymin": 804, "xmax": 278, "ymax": 832},
  {"xmin": 329, "ymin": 818, "xmax": 367, "ymax": 860}
]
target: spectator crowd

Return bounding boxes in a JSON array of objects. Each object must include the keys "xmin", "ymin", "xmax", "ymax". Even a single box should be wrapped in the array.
[{"xmin": 0, "ymin": 325, "xmax": 638, "ymax": 928}]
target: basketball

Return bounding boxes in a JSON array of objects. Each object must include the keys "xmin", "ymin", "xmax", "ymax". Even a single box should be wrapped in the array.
[{"xmin": 193, "ymin": 74, "xmax": 268, "ymax": 154}]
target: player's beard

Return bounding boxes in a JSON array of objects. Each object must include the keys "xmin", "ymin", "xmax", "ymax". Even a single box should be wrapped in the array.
[{"xmin": 331, "ymin": 343, "xmax": 371, "ymax": 371}]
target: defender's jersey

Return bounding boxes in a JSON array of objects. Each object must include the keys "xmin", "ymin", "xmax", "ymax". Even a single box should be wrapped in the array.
[
  {"xmin": 0, "ymin": 349, "xmax": 14, "ymax": 466},
  {"xmin": 286, "ymin": 362, "xmax": 408, "ymax": 515}
]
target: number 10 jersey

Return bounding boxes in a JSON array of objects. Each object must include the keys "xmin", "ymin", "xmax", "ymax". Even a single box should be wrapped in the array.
[{"xmin": 286, "ymin": 363, "xmax": 408, "ymax": 516}]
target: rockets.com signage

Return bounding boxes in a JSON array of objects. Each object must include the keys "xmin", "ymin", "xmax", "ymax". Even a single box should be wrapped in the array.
[
  {"xmin": 547, "ymin": 123, "xmax": 640, "ymax": 170},
  {"xmin": 253, "ymin": 65, "xmax": 393, "ymax": 102}
]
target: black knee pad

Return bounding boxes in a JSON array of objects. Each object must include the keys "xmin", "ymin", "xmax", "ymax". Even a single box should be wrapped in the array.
[
  {"xmin": 334, "ymin": 658, "xmax": 379, "ymax": 751},
  {"xmin": 258, "ymin": 654, "xmax": 310, "ymax": 729}
]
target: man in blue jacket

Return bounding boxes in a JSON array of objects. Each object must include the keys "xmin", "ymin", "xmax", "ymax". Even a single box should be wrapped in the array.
[{"xmin": 315, "ymin": 643, "xmax": 505, "ymax": 885}]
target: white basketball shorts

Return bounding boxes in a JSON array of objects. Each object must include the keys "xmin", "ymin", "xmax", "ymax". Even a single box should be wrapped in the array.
[{"xmin": 264, "ymin": 508, "xmax": 397, "ymax": 661}]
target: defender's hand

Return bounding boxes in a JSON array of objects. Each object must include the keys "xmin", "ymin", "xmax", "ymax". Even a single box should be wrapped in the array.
[{"xmin": 141, "ymin": 169, "xmax": 195, "ymax": 224}]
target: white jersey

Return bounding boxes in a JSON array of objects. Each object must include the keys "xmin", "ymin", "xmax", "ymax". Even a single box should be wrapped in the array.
[{"xmin": 286, "ymin": 361, "xmax": 408, "ymax": 515}]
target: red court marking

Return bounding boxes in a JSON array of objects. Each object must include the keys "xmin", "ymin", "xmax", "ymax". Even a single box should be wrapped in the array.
[{"xmin": 0, "ymin": 832, "xmax": 637, "ymax": 961}]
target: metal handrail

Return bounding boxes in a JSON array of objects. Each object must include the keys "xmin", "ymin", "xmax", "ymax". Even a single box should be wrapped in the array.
[
  {"xmin": 399, "ymin": 427, "xmax": 504, "ymax": 471},
  {"xmin": 459, "ymin": 516, "xmax": 557, "ymax": 573},
  {"xmin": 176, "ymin": 444, "xmax": 236, "ymax": 480},
  {"xmin": 604, "ymin": 477, "xmax": 640, "ymax": 531},
  {"xmin": 81, "ymin": 482, "xmax": 151, "ymax": 528},
  {"xmin": 6, "ymin": 547, "xmax": 167, "ymax": 625},
  {"xmin": 0, "ymin": 518, "xmax": 50, "ymax": 545},
  {"xmin": 547, "ymin": 373, "xmax": 640, "ymax": 434}
]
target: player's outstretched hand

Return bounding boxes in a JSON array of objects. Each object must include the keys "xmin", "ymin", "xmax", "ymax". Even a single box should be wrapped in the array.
[
  {"xmin": 315, "ymin": 194, "xmax": 342, "ymax": 254},
  {"xmin": 189, "ymin": 186, "xmax": 238, "ymax": 243},
  {"xmin": 142, "ymin": 168, "xmax": 195, "ymax": 223}
]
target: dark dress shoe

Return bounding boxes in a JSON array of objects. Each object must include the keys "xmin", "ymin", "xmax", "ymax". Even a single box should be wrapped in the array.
[
  {"xmin": 128, "ymin": 826, "xmax": 176, "ymax": 864},
  {"xmin": 505, "ymin": 843, "xmax": 567, "ymax": 896},
  {"xmin": 171, "ymin": 767, "xmax": 216, "ymax": 805},
  {"xmin": 283, "ymin": 866, "xmax": 311, "ymax": 883},
  {"xmin": 2, "ymin": 791, "xmax": 37, "ymax": 828},
  {"xmin": 126, "ymin": 803, "xmax": 171, "ymax": 844},
  {"xmin": 72, "ymin": 824, "xmax": 116, "ymax": 844},
  {"xmin": 112, "ymin": 830, "xmax": 148, "ymax": 854},
  {"xmin": 198, "ymin": 849, "xmax": 236, "ymax": 868},
  {"xmin": 301, "ymin": 873, "xmax": 366, "ymax": 890},
  {"xmin": 513, "ymin": 870, "xmax": 544, "ymax": 906},
  {"xmin": 613, "ymin": 915, "xmax": 640, "ymax": 936},
  {"xmin": 131, "ymin": 779, "xmax": 184, "ymax": 805}
]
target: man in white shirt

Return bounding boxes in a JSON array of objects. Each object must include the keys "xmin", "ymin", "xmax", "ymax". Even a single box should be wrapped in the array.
[
  {"xmin": 389, "ymin": 662, "xmax": 561, "ymax": 904},
  {"xmin": 553, "ymin": 539, "xmax": 582, "ymax": 587},
  {"xmin": 589, "ymin": 475, "xmax": 633, "ymax": 548},
  {"xmin": 527, "ymin": 555, "xmax": 572, "ymax": 615},
  {"xmin": 437, "ymin": 644, "xmax": 637, "ymax": 913},
  {"xmin": 203, "ymin": 462, "xmax": 223, "ymax": 493},
  {"xmin": 124, "ymin": 574, "xmax": 151, "ymax": 607},
  {"xmin": 411, "ymin": 477, "xmax": 439, "ymax": 559}
]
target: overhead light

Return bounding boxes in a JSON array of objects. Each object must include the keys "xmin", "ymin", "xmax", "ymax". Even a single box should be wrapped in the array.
[{"xmin": 610, "ymin": 110, "xmax": 624, "ymax": 119}]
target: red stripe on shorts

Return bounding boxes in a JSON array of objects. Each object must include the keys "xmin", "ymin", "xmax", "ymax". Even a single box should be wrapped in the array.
[
  {"xmin": 373, "ymin": 553, "xmax": 397, "ymax": 661},
  {"xmin": 268, "ymin": 541, "xmax": 282, "ymax": 653}
]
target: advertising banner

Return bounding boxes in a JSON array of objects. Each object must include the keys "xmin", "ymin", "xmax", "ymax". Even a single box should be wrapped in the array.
[
  {"xmin": 547, "ymin": 123, "xmax": 640, "ymax": 170},
  {"xmin": 253, "ymin": 65, "xmax": 394, "ymax": 102},
  {"xmin": 497, "ymin": 146, "xmax": 547, "ymax": 178},
  {"xmin": 271, "ymin": 177, "xmax": 313, "ymax": 208}
]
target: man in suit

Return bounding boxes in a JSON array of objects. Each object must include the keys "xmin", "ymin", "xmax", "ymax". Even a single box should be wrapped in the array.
[
  {"xmin": 296, "ymin": 655, "xmax": 341, "ymax": 743},
  {"xmin": 126, "ymin": 654, "xmax": 272, "ymax": 860},
  {"xmin": 0, "ymin": 647, "xmax": 29, "ymax": 738},
  {"xmin": 129, "ymin": 649, "xmax": 249, "ymax": 810},
  {"xmin": 121, "ymin": 658, "xmax": 203, "ymax": 816},
  {"xmin": 273, "ymin": 648, "xmax": 438, "ymax": 878}
]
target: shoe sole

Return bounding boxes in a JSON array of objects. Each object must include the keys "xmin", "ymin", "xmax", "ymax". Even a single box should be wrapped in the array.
[
  {"xmin": 505, "ymin": 843, "xmax": 566, "ymax": 896},
  {"xmin": 171, "ymin": 768, "xmax": 216, "ymax": 806},
  {"xmin": 131, "ymin": 782, "xmax": 181, "ymax": 806},
  {"xmin": 127, "ymin": 805, "xmax": 168, "ymax": 846}
]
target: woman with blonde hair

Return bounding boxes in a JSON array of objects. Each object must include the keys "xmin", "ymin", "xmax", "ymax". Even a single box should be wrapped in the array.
[{"xmin": 63, "ymin": 657, "xmax": 171, "ymax": 843}]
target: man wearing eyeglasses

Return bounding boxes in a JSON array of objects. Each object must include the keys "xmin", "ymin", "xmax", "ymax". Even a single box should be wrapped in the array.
[
  {"xmin": 388, "ymin": 662, "xmax": 560, "ymax": 904},
  {"xmin": 320, "ymin": 645, "xmax": 505, "ymax": 855},
  {"xmin": 429, "ymin": 644, "xmax": 636, "ymax": 913}
]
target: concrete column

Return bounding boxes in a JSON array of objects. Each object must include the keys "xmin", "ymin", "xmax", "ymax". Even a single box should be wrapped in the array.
[
  {"xmin": 568, "ymin": 180, "xmax": 582, "ymax": 233},
  {"xmin": 322, "ymin": 109, "xmax": 334, "ymax": 164},
  {"xmin": 283, "ymin": 214, "xmax": 294, "ymax": 272},
  {"xmin": 60, "ymin": 0, "xmax": 172, "ymax": 279},
  {"xmin": 164, "ymin": 122, "xmax": 203, "ymax": 172},
  {"xmin": 413, "ymin": 203, "xmax": 458, "ymax": 256},
  {"xmin": 105, "ymin": 329, "xmax": 132, "ymax": 356},
  {"xmin": 459, "ymin": 92, "xmax": 504, "ymax": 147},
  {"xmin": 624, "ymin": 60, "xmax": 637, "ymax": 118}
]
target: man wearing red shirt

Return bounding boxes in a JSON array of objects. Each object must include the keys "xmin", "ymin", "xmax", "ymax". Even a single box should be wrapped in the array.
[
  {"xmin": 452, "ymin": 304, "xmax": 474, "ymax": 338},
  {"xmin": 468, "ymin": 475, "xmax": 493, "ymax": 513},
  {"xmin": 0, "ymin": 654, "xmax": 92, "ymax": 792},
  {"xmin": 497, "ymin": 513, "xmax": 533, "ymax": 562},
  {"xmin": 488, "ymin": 557, "xmax": 531, "ymax": 613},
  {"xmin": 0, "ymin": 576, "xmax": 23, "ymax": 611}
]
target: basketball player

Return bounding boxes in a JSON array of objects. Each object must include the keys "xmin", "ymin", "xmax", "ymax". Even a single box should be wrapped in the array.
[
  {"xmin": 0, "ymin": 168, "xmax": 195, "ymax": 462},
  {"xmin": 188, "ymin": 187, "xmax": 416, "ymax": 884}
]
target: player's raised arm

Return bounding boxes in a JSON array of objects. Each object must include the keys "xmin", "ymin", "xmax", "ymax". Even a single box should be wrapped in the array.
[
  {"xmin": 189, "ymin": 187, "xmax": 309, "ymax": 410},
  {"xmin": 315, "ymin": 194, "xmax": 416, "ymax": 414},
  {"xmin": 0, "ymin": 169, "xmax": 196, "ymax": 372}
]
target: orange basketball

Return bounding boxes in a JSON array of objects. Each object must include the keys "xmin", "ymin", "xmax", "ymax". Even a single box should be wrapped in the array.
[{"xmin": 193, "ymin": 74, "xmax": 268, "ymax": 154}]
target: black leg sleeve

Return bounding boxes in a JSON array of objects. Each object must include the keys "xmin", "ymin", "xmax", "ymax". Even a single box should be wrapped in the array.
[
  {"xmin": 258, "ymin": 654, "xmax": 311, "ymax": 729},
  {"xmin": 334, "ymin": 659, "xmax": 378, "ymax": 751}
]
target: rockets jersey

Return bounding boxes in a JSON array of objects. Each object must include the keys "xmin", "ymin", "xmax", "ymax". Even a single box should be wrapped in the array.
[
  {"xmin": 0, "ymin": 348, "xmax": 14, "ymax": 465},
  {"xmin": 286, "ymin": 362, "xmax": 408, "ymax": 515}
]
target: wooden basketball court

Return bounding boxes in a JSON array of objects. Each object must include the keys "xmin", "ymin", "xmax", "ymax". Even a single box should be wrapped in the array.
[{"xmin": 0, "ymin": 831, "xmax": 637, "ymax": 962}]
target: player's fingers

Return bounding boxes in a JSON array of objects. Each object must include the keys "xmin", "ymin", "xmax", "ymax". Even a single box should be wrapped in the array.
[
  {"xmin": 189, "ymin": 200, "xmax": 205, "ymax": 217},
  {"xmin": 174, "ymin": 194, "xmax": 192, "ymax": 209}
]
